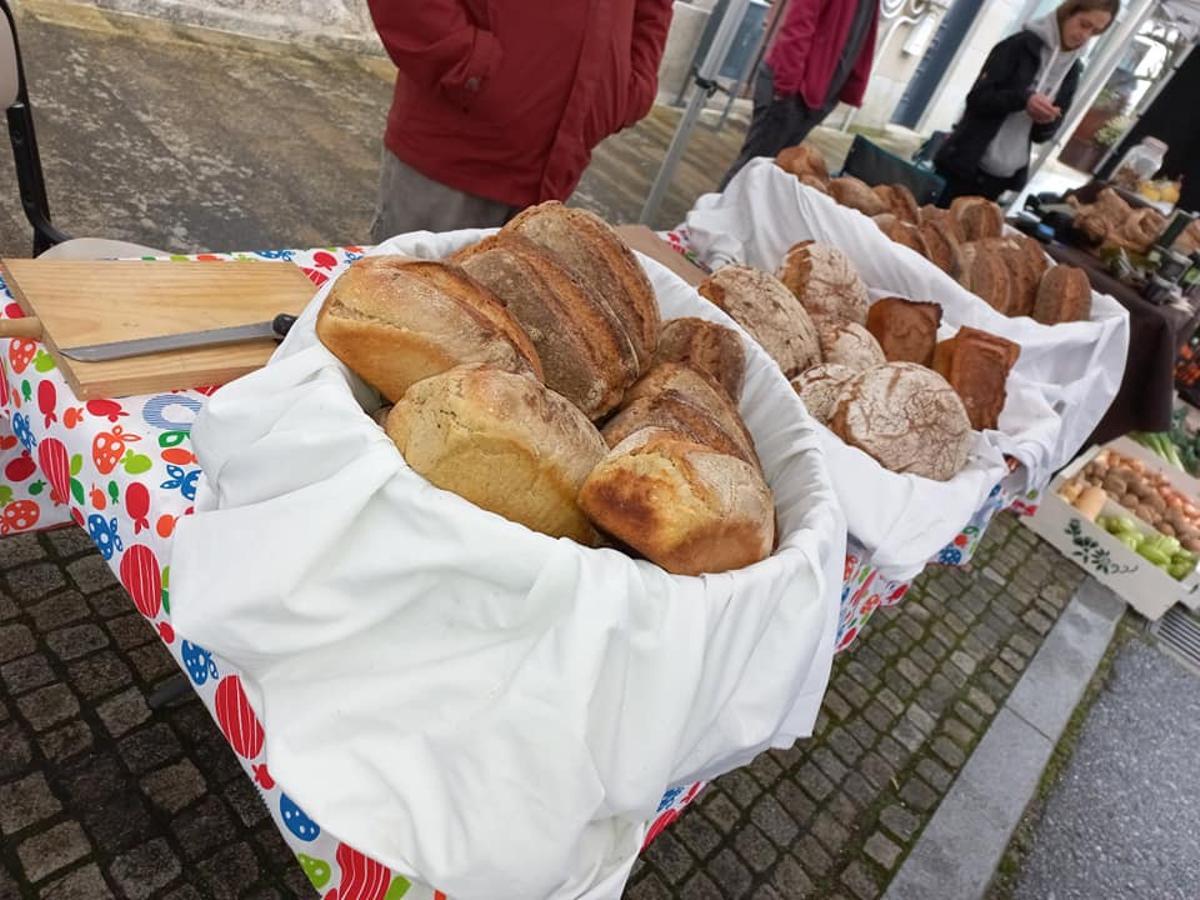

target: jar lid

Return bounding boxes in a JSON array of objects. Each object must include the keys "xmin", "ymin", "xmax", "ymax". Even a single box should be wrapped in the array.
[{"xmin": 1143, "ymin": 137, "xmax": 1169, "ymax": 153}]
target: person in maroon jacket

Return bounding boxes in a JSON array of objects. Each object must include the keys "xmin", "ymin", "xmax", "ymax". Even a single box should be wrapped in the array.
[
  {"xmin": 367, "ymin": 0, "xmax": 674, "ymax": 239},
  {"xmin": 720, "ymin": 0, "xmax": 880, "ymax": 188}
]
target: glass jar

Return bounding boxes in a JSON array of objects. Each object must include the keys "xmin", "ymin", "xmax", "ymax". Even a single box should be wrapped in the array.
[{"xmin": 1113, "ymin": 137, "xmax": 1168, "ymax": 187}]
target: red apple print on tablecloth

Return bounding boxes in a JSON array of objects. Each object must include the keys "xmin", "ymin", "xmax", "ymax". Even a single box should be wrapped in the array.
[
  {"xmin": 157, "ymin": 621, "xmax": 175, "ymax": 644},
  {"xmin": 252, "ymin": 764, "xmax": 274, "ymax": 790},
  {"xmin": 4, "ymin": 451, "xmax": 35, "ymax": 482},
  {"xmin": 1, "ymin": 500, "xmax": 39, "ymax": 534},
  {"xmin": 9, "ymin": 339, "xmax": 36, "ymax": 374},
  {"xmin": 313, "ymin": 251, "xmax": 337, "ymax": 270},
  {"xmin": 37, "ymin": 381, "xmax": 56, "ymax": 427},
  {"xmin": 120, "ymin": 544, "xmax": 162, "ymax": 618},
  {"xmin": 160, "ymin": 447, "xmax": 195, "ymax": 466},
  {"xmin": 156, "ymin": 514, "xmax": 176, "ymax": 538},
  {"xmin": 214, "ymin": 675, "xmax": 264, "ymax": 759},
  {"xmin": 0, "ymin": 435, "xmax": 16, "ymax": 451},
  {"xmin": 4, "ymin": 301, "xmax": 22, "ymax": 318},
  {"xmin": 127, "ymin": 483, "xmax": 150, "ymax": 533},
  {"xmin": 63, "ymin": 407, "xmax": 84, "ymax": 428},
  {"xmin": 37, "ymin": 438, "xmax": 70, "ymax": 505},
  {"xmin": 327, "ymin": 843, "xmax": 390, "ymax": 900},
  {"xmin": 86, "ymin": 399, "xmax": 126, "ymax": 422},
  {"xmin": 0, "ymin": 360, "xmax": 8, "ymax": 407},
  {"xmin": 93, "ymin": 426, "xmax": 139, "ymax": 474}
]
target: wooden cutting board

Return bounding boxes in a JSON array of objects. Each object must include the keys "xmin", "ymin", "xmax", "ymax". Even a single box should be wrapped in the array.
[{"xmin": 0, "ymin": 259, "xmax": 319, "ymax": 399}]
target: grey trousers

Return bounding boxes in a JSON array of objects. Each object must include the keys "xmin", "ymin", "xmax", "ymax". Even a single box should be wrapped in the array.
[
  {"xmin": 369, "ymin": 149, "xmax": 520, "ymax": 242},
  {"xmin": 719, "ymin": 65, "xmax": 827, "ymax": 190}
]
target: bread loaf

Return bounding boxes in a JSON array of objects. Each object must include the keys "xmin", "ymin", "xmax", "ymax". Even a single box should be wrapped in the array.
[
  {"xmin": 621, "ymin": 362, "xmax": 758, "ymax": 468},
  {"xmin": 919, "ymin": 220, "xmax": 959, "ymax": 275},
  {"xmin": 698, "ymin": 265, "xmax": 821, "ymax": 379},
  {"xmin": 776, "ymin": 241, "xmax": 871, "ymax": 325},
  {"xmin": 950, "ymin": 196, "xmax": 1004, "ymax": 241},
  {"xmin": 1033, "ymin": 265, "xmax": 1092, "ymax": 325},
  {"xmin": 873, "ymin": 184, "xmax": 920, "ymax": 224},
  {"xmin": 386, "ymin": 365, "xmax": 605, "ymax": 544},
  {"xmin": 316, "ymin": 257, "xmax": 542, "ymax": 402},
  {"xmin": 957, "ymin": 242, "xmax": 1015, "ymax": 316},
  {"xmin": 791, "ymin": 363, "xmax": 857, "ymax": 424},
  {"xmin": 601, "ymin": 390, "xmax": 756, "ymax": 468},
  {"xmin": 866, "ymin": 297, "xmax": 942, "ymax": 366},
  {"xmin": 817, "ymin": 320, "xmax": 886, "ymax": 371},
  {"xmin": 874, "ymin": 213, "xmax": 929, "ymax": 256},
  {"xmin": 578, "ymin": 427, "xmax": 775, "ymax": 576},
  {"xmin": 800, "ymin": 174, "xmax": 830, "ymax": 195},
  {"xmin": 964, "ymin": 237, "xmax": 1041, "ymax": 317},
  {"xmin": 504, "ymin": 201, "xmax": 660, "ymax": 370},
  {"xmin": 920, "ymin": 205, "xmax": 966, "ymax": 243},
  {"xmin": 654, "ymin": 317, "xmax": 746, "ymax": 401},
  {"xmin": 830, "ymin": 362, "xmax": 972, "ymax": 481},
  {"xmin": 453, "ymin": 234, "xmax": 637, "ymax": 419},
  {"xmin": 830, "ymin": 176, "xmax": 887, "ymax": 217},
  {"xmin": 776, "ymin": 144, "xmax": 829, "ymax": 182},
  {"xmin": 932, "ymin": 327, "xmax": 1020, "ymax": 431}
]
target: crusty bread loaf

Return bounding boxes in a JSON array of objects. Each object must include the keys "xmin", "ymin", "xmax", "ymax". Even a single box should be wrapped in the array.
[
  {"xmin": 791, "ymin": 363, "xmax": 857, "ymax": 424},
  {"xmin": 920, "ymin": 205, "xmax": 966, "ymax": 243},
  {"xmin": 919, "ymin": 220, "xmax": 959, "ymax": 275},
  {"xmin": 830, "ymin": 362, "xmax": 972, "ymax": 481},
  {"xmin": 800, "ymin": 174, "xmax": 830, "ymax": 195},
  {"xmin": 874, "ymin": 213, "xmax": 929, "ymax": 256},
  {"xmin": 776, "ymin": 241, "xmax": 871, "ymax": 325},
  {"xmin": 1033, "ymin": 265, "xmax": 1092, "ymax": 325},
  {"xmin": 817, "ymin": 320, "xmax": 886, "ymax": 371},
  {"xmin": 654, "ymin": 317, "xmax": 746, "ymax": 401},
  {"xmin": 453, "ymin": 234, "xmax": 637, "ymax": 419},
  {"xmin": 316, "ymin": 256, "xmax": 542, "ymax": 402},
  {"xmin": 776, "ymin": 144, "xmax": 829, "ymax": 182},
  {"xmin": 957, "ymin": 242, "xmax": 1016, "ymax": 316},
  {"xmin": 578, "ymin": 427, "xmax": 775, "ymax": 576},
  {"xmin": 386, "ymin": 365, "xmax": 605, "ymax": 544},
  {"xmin": 504, "ymin": 201, "xmax": 660, "ymax": 371},
  {"xmin": 965, "ymin": 237, "xmax": 1040, "ymax": 318},
  {"xmin": 698, "ymin": 265, "xmax": 821, "ymax": 379},
  {"xmin": 932, "ymin": 327, "xmax": 1020, "ymax": 431},
  {"xmin": 950, "ymin": 196, "xmax": 1004, "ymax": 241},
  {"xmin": 866, "ymin": 297, "xmax": 942, "ymax": 366},
  {"xmin": 830, "ymin": 176, "xmax": 887, "ymax": 217},
  {"xmin": 873, "ymin": 184, "xmax": 920, "ymax": 224},
  {"xmin": 622, "ymin": 362, "xmax": 759, "ymax": 468},
  {"xmin": 601, "ymin": 389, "xmax": 756, "ymax": 468}
]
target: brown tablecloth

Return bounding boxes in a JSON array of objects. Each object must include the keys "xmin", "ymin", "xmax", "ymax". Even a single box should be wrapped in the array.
[{"xmin": 1045, "ymin": 243, "xmax": 1200, "ymax": 442}]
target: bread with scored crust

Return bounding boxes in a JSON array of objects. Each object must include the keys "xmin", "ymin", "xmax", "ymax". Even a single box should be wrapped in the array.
[
  {"xmin": 776, "ymin": 241, "xmax": 871, "ymax": 325},
  {"xmin": 791, "ymin": 363, "xmax": 857, "ymax": 424},
  {"xmin": 316, "ymin": 256, "xmax": 542, "ymax": 402},
  {"xmin": 577, "ymin": 427, "xmax": 775, "ymax": 576},
  {"xmin": 653, "ymin": 317, "xmax": 746, "ymax": 401},
  {"xmin": 817, "ymin": 320, "xmax": 886, "ymax": 371}
]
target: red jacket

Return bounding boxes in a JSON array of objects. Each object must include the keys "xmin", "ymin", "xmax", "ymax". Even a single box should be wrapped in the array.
[
  {"xmin": 369, "ymin": 0, "xmax": 674, "ymax": 209},
  {"xmin": 766, "ymin": 0, "xmax": 880, "ymax": 110}
]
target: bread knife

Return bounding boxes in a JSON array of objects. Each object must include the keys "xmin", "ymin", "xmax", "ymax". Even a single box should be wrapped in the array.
[{"xmin": 59, "ymin": 314, "xmax": 298, "ymax": 363}]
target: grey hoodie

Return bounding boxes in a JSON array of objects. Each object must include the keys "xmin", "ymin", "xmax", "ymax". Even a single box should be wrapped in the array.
[{"xmin": 979, "ymin": 13, "xmax": 1084, "ymax": 178}]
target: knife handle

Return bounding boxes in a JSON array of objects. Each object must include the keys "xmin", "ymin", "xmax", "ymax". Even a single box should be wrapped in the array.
[
  {"xmin": 272, "ymin": 314, "xmax": 298, "ymax": 340},
  {"xmin": 0, "ymin": 316, "xmax": 43, "ymax": 339}
]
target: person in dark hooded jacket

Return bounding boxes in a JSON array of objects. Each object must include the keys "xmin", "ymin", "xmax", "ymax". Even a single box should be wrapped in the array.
[{"xmin": 934, "ymin": 0, "xmax": 1118, "ymax": 205}]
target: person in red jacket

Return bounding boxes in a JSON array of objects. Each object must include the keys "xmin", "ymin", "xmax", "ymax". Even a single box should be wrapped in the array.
[
  {"xmin": 367, "ymin": 0, "xmax": 674, "ymax": 240},
  {"xmin": 720, "ymin": 0, "xmax": 880, "ymax": 188}
]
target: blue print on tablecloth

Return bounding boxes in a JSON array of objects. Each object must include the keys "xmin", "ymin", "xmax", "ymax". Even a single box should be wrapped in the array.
[
  {"xmin": 12, "ymin": 412, "xmax": 35, "ymax": 450},
  {"xmin": 181, "ymin": 641, "xmax": 219, "ymax": 685},
  {"xmin": 657, "ymin": 786, "xmax": 684, "ymax": 813},
  {"xmin": 280, "ymin": 794, "xmax": 320, "ymax": 841},
  {"xmin": 253, "ymin": 249, "xmax": 296, "ymax": 261},
  {"xmin": 87, "ymin": 515, "xmax": 123, "ymax": 561},
  {"xmin": 142, "ymin": 394, "xmax": 202, "ymax": 433},
  {"xmin": 161, "ymin": 465, "xmax": 200, "ymax": 501},
  {"xmin": 938, "ymin": 546, "xmax": 963, "ymax": 565}
]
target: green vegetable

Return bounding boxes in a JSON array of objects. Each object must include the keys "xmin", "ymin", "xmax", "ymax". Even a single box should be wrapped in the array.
[
  {"xmin": 1118, "ymin": 533, "xmax": 1143, "ymax": 551},
  {"xmin": 1170, "ymin": 560, "xmax": 1195, "ymax": 580},
  {"xmin": 1137, "ymin": 544, "xmax": 1171, "ymax": 566}
]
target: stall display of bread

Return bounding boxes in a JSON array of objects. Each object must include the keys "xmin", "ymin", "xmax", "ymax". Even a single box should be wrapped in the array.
[
  {"xmin": 873, "ymin": 213, "xmax": 927, "ymax": 256},
  {"xmin": 453, "ymin": 234, "xmax": 638, "ymax": 419},
  {"xmin": 1033, "ymin": 265, "xmax": 1092, "ymax": 325},
  {"xmin": 386, "ymin": 365, "xmax": 606, "ymax": 545},
  {"xmin": 950, "ymin": 196, "xmax": 1005, "ymax": 241},
  {"xmin": 830, "ymin": 362, "xmax": 974, "ymax": 482},
  {"xmin": 932, "ymin": 327, "xmax": 1021, "ymax": 431},
  {"xmin": 317, "ymin": 202, "xmax": 776, "ymax": 576},
  {"xmin": 578, "ymin": 428, "xmax": 775, "ymax": 577},
  {"xmin": 697, "ymin": 265, "xmax": 821, "ymax": 378},
  {"xmin": 776, "ymin": 241, "xmax": 871, "ymax": 324},
  {"xmin": 817, "ymin": 320, "xmax": 887, "ymax": 371},
  {"xmin": 791, "ymin": 364, "xmax": 857, "ymax": 424},
  {"xmin": 873, "ymin": 183, "xmax": 921, "ymax": 224},
  {"xmin": 1066, "ymin": 187, "xmax": 1168, "ymax": 254},
  {"xmin": 866, "ymin": 297, "xmax": 942, "ymax": 366},
  {"xmin": 829, "ymin": 176, "xmax": 887, "ymax": 217},
  {"xmin": 316, "ymin": 257, "xmax": 543, "ymax": 402},
  {"xmin": 776, "ymin": 144, "xmax": 829, "ymax": 182}
]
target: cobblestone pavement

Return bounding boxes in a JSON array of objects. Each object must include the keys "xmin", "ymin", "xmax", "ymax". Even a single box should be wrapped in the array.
[{"xmin": 0, "ymin": 510, "xmax": 1087, "ymax": 898}]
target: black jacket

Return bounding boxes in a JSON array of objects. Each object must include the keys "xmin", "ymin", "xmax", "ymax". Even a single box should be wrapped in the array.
[{"xmin": 934, "ymin": 30, "xmax": 1082, "ymax": 191}]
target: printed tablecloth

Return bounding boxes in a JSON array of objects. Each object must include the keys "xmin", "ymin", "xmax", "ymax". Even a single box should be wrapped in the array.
[{"xmin": 0, "ymin": 244, "xmax": 1038, "ymax": 897}]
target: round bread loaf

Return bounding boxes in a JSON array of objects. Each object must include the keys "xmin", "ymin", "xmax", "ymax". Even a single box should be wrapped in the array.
[
  {"xmin": 919, "ymin": 220, "xmax": 958, "ymax": 275},
  {"xmin": 800, "ymin": 174, "xmax": 830, "ymax": 195},
  {"xmin": 817, "ymin": 320, "xmax": 886, "ymax": 371},
  {"xmin": 874, "ymin": 213, "xmax": 929, "ymax": 256},
  {"xmin": 453, "ymin": 234, "xmax": 638, "ymax": 419},
  {"xmin": 1033, "ymin": 265, "xmax": 1092, "ymax": 325},
  {"xmin": 791, "ymin": 363, "xmax": 857, "ymax": 424},
  {"xmin": 957, "ymin": 242, "xmax": 1015, "ymax": 316},
  {"xmin": 697, "ymin": 265, "xmax": 821, "ymax": 379},
  {"xmin": 776, "ymin": 241, "xmax": 871, "ymax": 325},
  {"xmin": 504, "ymin": 201, "xmax": 660, "ymax": 371},
  {"xmin": 601, "ymin": 390, "xmax": 755, "ymax": 468},
  {"xmin": 950, "ymin": 196, "xmax": 1004, "ymax": 241},
  {"xmin": 386, "ymin": 365, "xmax": 605, "ymax": 544},
  {"xmin": 776, "ymin": 144, "xmax": 829, "ymax": 182},
  {"xmin": 622, "ymin": 362, "xmax": 759, "ymax": 469},
  {"xmin": 830, "ymin": 362, "xmax": 973, "ymax": 481},
  {"xmin": 873, "ymin": 184, "xmax": 921, "ymax": 224},
  {"xmin": 830, "ymin": 176, "xmax": 887, "ymax": 216},
  {"xmin": 578, "ymin": 427, "xmax": 775, "ymax": 576},
  {"xmin": 654, "ymin": 317, "xmax": 746, "ymax": 400},
  {"xmin": 316, "ymin": 257, "xmax": 542, "ymax": 402},
  {"xmin": 920, "ymin": 204, "xmax": 966, "ymax": 243}
]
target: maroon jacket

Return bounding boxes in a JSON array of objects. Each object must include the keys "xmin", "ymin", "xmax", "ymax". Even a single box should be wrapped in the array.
[
  {"xmin": 766, "ymin": 0, "xmax": 880, "ymax": 110},
  {"xmin": 369, "ymin": 0, "xmax": 674, "ymax": 208}
]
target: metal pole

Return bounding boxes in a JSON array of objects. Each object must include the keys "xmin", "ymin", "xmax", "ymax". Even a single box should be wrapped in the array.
[{"xmin": 639, "ymin": 0, "xmax": 754, "ymax": 225}]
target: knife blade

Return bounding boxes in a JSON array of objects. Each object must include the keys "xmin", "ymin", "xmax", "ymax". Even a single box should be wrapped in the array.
[{"xmin": 59, "ymin": 314, "xmax": 298, "ymax": 363}]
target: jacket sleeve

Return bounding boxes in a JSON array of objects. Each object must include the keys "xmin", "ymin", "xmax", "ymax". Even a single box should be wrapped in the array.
[
  {"xmin": 624, "ymin": 0, "xmax": 675, "ymax": 127},
  {"xmin": 838, "ymin": 5, "xmax": 880, "ymax": 108},
  {"xmin": 965, "ymin": 35, "xmax": 1034, "ymax": 117},
  {"xmin": 367, "ymin": 0, "xmax": 502, "ymax": 107},
  {"xmin": 1031, "ymin": 61, "xmax": 1082, "ymax": 143},
  {"xmin": 769, "ymin": 0, "xmax": 822, "ymax": 96}
]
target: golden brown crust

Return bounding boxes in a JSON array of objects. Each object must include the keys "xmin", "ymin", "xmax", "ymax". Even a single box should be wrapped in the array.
[
  {"xmin": 453, "ymin": 234, "xmax": 638, "ymax": 419},
  {"xmin": 932, "ymin": 327, "xmax": 1020, "ymax": 430},
  {"xmin": 653, "ymin": 317, "xmax": 746, "ymax": 401},
  {"xmin": 950, "ymin": 196, "xmax": 1004, "ymax": 241},
  {"xmin": 1033, "ymin": 265, "xmax": 1092, "ymax": 325},
  {"xmin": 919, "ymin": 220, "xmax": 959, "ymax": 275},
  {"xmin": 866, "ymin": 297, "xmax": 942, "ymax": 366},
  {"xmin": 776, "ymin": 241, "xmax": 871, "ymax": 325},
  {"xmin": 316, "ymin": 256, "xmax": 542, "ymax": 402},
  {"xmin": 957, "ymin": 243, "xmax": 1016, "ymax": 316},
  {"xmin": 386, "ymin": 365, "xmax": 605, "ymax": 544},
  {"xmin": 504, "ymin": 201, "xmax": 660, "ymax": 371},
  {"xmin": 830, "ymin": 176, "xmax": 887, "ymax": 217},
  {"xmin": 577, "ymin": 427, "xmax": 774, "ymax": 576},
  {"xmin": 874, "ymin": 213, "xmax": 929, "ymax": 256},
  {"xmin": 601, "ymin": 390, "xmax": 755, "ymax": 467},
  {"xmin": 776, "ymin": 144, "xmax": 829, "ymax": 182}
]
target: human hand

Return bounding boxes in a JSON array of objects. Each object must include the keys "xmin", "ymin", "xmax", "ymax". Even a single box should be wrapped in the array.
[{"xmin": 1026, "ymin": 92, "xmax": 1061, "ymax": 124}]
